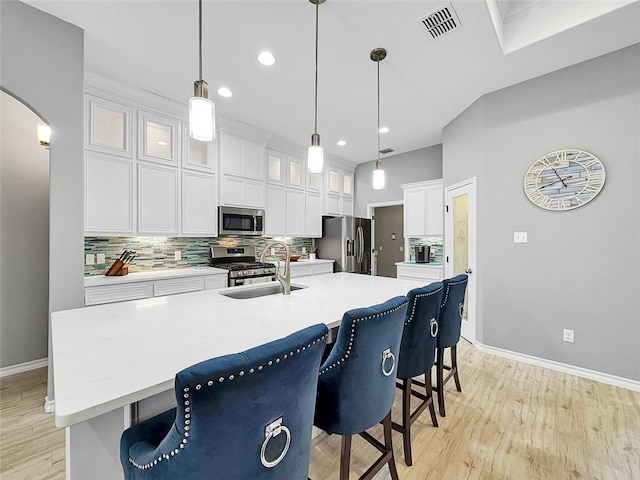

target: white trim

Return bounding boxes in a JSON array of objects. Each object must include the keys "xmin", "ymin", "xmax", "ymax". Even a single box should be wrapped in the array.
[
  {"xmin": 0, "ymin": 357, "xmax": 48, "ymax": 378},
  {"xmin": 475, "ymin": 341, "xmax": 640, "ymax": 392},
  {"xmin": 44, "ymin": 396, "xmax": 56, "ymax": 413}
]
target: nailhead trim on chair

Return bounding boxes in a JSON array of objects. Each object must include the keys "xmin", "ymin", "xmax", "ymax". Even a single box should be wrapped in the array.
[
  {"xmin": 404, "ymin": 289, "xmax": 441, "ymax": 326},
  {"xmin": 319, "ymin": 302, "xmax": 408, "ymax": 376},
  {"xmin": 128, "ymin": 332, "xmax": 329, "ymax": 471},
  {"xmin": 440, "ymin": 278, "xmax": 467, "ymax": 308}
]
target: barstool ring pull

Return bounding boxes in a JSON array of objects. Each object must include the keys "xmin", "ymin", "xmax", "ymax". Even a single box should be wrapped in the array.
[
  {"xmin": 381, "ymin": 348, "xmax": 395, "ymax": 377},
  {"xmin": 260, "ymin": 417, "xmax": 291, "ymax": 468},
  {"xmin": 458, "ymin": 302, "xmax": 464, "ymax": 319},
  {"xmin": 430, "ymin": 317, "xmax": 439, "ymax": 338}
]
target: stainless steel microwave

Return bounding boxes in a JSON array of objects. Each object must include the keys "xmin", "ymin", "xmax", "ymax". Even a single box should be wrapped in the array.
[{"xmin": 218, "ymin": 206, "xmax": 264, "ymax": 236}]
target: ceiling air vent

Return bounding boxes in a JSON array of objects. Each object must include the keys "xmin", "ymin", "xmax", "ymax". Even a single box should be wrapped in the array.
[
  {"xmin": 379, "ymin": 148, "xmax": 394, "ymax": 155},
  {"xmin": 419, "ymin": 2, "xmax": 461, "ymax": 39}
]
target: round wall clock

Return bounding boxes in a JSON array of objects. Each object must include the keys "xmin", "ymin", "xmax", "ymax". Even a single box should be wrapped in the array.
[{"xmin": 523, "ymin": 149, "xmax": 606, "ymax": 211}]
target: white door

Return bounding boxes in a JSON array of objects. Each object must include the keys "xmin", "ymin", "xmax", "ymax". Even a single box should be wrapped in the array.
[{"xmin": 444, "ymin": 177, "xmax": 477, "ymax": 343}]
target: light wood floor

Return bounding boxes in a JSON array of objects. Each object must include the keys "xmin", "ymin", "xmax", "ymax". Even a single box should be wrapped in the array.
[{"xmin": 2, "ymin": 340, "xmax": 639, "ymax": 479}]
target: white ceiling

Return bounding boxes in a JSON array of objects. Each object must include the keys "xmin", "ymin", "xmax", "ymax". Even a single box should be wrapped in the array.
[{"xmin": 23, "ymin": 0, "xmax": 640, "ymax": 165}]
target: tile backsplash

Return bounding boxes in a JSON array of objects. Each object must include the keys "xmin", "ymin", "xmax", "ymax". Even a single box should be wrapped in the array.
[
  {"xmin": 408, "ymin": 238, "xmax": 443, "ymax": 263},
  {"xmin": 85, "ymin": 236, "xmax": 314, "ymax": 276}
]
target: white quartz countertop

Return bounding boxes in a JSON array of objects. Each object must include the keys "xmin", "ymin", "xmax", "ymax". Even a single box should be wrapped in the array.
[
  {"xmin": 84, "ymin": 267, "xmax": 228, "ymax": 287},
  {"xmin": 52, "ymin": 273, "xmax": 423, "ymax": 427},
  {"xmin": 395, "ymin": 262, "xmax": 443, "ymax": 268}
]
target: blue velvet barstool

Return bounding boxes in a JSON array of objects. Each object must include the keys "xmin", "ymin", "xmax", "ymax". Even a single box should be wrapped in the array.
[
  {"xmin": 120, "ymin": 323, "xmax": 328, "ymax": 480},
  {"xmin": 314, "ymin": 296, "xmax": 409, "ymax": 480},
  {"xmin": 434, "ymin": 274, "xmax": 469, "ymax": 417},
  {"xmin": 393, "ymin": 282, "xmax": 444, "ymax": 466}
]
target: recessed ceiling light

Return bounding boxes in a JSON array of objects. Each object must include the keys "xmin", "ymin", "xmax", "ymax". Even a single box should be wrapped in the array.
[
  {"xmin": 258, "ymin": 51, "xmax": 276, "ymax": 66},
  {"xmin": 337, "ymin": 140, "xmax": 347, "ymax": 146},
  {"xmin": 379, "ymin": 126, "xmax": 389, "ymax": 134},
  {"xmin": 217, "ymin": 87, "xmax": 232, "ymax": 98}
]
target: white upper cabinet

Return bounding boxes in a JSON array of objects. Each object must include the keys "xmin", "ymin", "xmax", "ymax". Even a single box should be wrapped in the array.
[
  {"xmin": 138, "ymin": 110, "xmax": 181, "ymax": 166},
  {"xmin": 84, "ymin": 153, "xmax": 135, "ymax": 235},
  {"xmin": 220, "ymin": 131, "xmax": 265, "ymax": 180},
  {"xmin": 401, "ymin": 179, "xmax": 444, "ymax": 237},
  {"xmin": 85, "ymin": 95, "xmax": 134, "ymax": 158},
  {"xmin": 327, "ymin": 167, "xmax": 341, "ymax": 195},
  {"xmin": 265, "ymin": 184, "xmax": 286, "ymax": 236},
  {"xmin": 286, "ymin": 189, "xmax": 306, "ymax": 236},
  {"xmin": 181, "ymin": 171, "xmax": 217, "ymax": 236},
  {"xmin": 287, "ymin": 155, "xmax": 305, "ymax": 190},
  {"xmin": 307, "ymin": 170, "xmax": 322, "ymax": 192},
  {"xmin": 266, "ymin": 150, "xmax": 286, "ymax": 185},
  {"xmin": 182, "ymin": 129, "xmax": 216, "ymax": 173},
  {"xmin": 343, "ymin": 173, "xmax": 354, "ymax": 197},
  {"xmin": 305, "ymin": 192, "xmax": 322, "ymax": 237},
  {"xmin": 138, "ymin": 163, "xmax": 179, "ymax": 235}
]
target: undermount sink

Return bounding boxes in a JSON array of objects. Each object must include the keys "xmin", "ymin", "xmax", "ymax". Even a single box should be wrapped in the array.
[{"xmin": 219, "ymin": 283, "xmax": 307, "ymax": 300}]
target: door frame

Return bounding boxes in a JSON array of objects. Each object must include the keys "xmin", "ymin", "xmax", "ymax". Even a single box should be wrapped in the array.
[
  {"xmin": 366, "ymin": 201, "xmax": 403, "ymax": 277},
  {"xmin": 444, "ymin": 177, "xmax": 477, "ymax": 343}
]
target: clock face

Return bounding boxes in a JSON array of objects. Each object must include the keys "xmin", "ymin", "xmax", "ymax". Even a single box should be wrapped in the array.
[{"xmin": 523, "ymin": 149, "xmax": 605, "ymax": 210}]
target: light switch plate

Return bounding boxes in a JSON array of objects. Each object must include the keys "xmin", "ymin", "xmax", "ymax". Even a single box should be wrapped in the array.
[
  {"xmin": 85, "ymin": 254, "xmax": 95, "ymax": 265},
  {"xmin": 96, "ymin": 253, "xmax": 106, "ymax": 264},
  {"xmin": 563, "ymin": 329, "xmax": 574, "ymax": 343},
  {"xmin": 174, "ymin": 251, "xmax": 181, "ymax": 261},
  {"xmin": 514, "ymin": 232, "xmax": 528, "ymax": 243}
]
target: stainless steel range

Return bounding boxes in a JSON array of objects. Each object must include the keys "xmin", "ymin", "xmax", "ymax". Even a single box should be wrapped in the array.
[{"xmin": 210, "ymin": 246, "xmax": 276, "ymax": 287}]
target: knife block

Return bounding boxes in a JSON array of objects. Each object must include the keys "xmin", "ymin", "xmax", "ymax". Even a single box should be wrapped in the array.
[{"xmin": 105, "ymin": 259, "xmax": 128, "ymax": 276}]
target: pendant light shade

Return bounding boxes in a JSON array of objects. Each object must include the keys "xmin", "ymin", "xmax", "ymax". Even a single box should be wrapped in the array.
[
  {"xmin": 370, "ymin": 47, "xmax": 387, "ymax": 190},
  {"xmin": 189, "ymin": 0, "xmax": 215, "ymax": 142},
  {"xmin": 308, "ymin": 0, "xmax": 325, "ymax": 173}
]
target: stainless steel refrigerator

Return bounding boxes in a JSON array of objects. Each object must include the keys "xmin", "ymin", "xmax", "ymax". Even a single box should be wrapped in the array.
[{"xmin": 316, "ymin": 216, "xmax": 371, "ymax": 274}]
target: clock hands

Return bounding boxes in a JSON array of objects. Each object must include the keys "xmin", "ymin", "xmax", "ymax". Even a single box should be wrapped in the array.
[
  {"xmin": 538, "ymin": 175, "xmax": 573, "ymax": 190},
  {"xmin": 551, "ymin": 168, "xmax": 567, "ymax": 187}
]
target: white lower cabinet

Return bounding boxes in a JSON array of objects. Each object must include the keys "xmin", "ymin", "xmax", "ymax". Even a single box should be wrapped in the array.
[
  {"xmin": 181, "ymin": 171, "xmax": 217, "ymax": 236},
  {"xmin": 84, "ymin": 271, "xmax": 228, "ymax": 306},
  {"xmin": 286, "ymin": 261, "xmax": 334, "ymax": 278},
  {"xmin": 396, "ymin": 263, "xmax": 443, "ymax": 282},
  {"xmin": 138, "ymin": 163, "xmax": 179, "ymax": 235}
]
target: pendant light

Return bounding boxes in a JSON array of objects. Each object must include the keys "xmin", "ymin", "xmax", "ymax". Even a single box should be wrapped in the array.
[
  {"xmin": 189, "ymin": 0, "xmax": 215, "ymax": 142},
  {"xmin": 370, "ymin": 48, "xmax": 387, "ymax": 190},
  {"xmin": 307, "ymin": 0, "xmax": 325, "ymax": 173}
]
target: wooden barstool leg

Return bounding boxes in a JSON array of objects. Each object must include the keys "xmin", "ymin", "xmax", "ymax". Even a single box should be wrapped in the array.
[
  {"xmin": 425, "ymin": 372, "xmax": 438, "ymax": 428},
  {"xmin": 402, "ymin": 378, "xmax": 413, "ymax": 466},
  {"xmin": 436, "ymin": 347, "xmax": 446, "ymax": 417},
  {"xmin": 452, "ymin": 345, "xmax": 462, "ymax": 392},
  {"xmin": 382, "ymin": 412, "xmax": 400, "ymax": 480},
  {"xmin": 340, "ymin": 435, "xmax": 352, "ymax": 480}
]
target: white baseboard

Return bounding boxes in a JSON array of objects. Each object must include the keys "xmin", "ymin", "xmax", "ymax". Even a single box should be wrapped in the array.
[
  {"xmin": 44, "ymin": 396, "xmax": 55, "ymax": 413},
  {"xmin": 0, "ymin": 357, "xmax": 48, "ymax": 378},
  {"xmin": 474, "ymin": 341, "xmax": 640, "ymax": 392}
]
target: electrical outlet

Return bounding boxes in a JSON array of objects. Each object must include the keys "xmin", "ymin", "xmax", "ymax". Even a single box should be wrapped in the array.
[
  {"xmin": 85, "ymin": 254, "xmax": 95, "ymax": 265},
  {"xmin": 271, "ymin": 248, "xmax": 276, "ymax": 255},
  {"xmin": 96, "ymin": 253, "xmax": 106, "ymax": 264},
  {"xmin": 174, "ymin": 251, "xmax": 181, "ymax": 261},
  {"xmin": 302, "ymin": 247, "xmax": 307, "ymax": 254},
  {"xmin": 563, "ymin": 329, "xmax": 574, "ymax": 343},
  {"xmin": 514, "ymin": 232, "xmax": 528, "ymax": 243}
]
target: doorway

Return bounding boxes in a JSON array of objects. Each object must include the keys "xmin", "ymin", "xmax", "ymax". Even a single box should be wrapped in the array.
[
  {"xmin": 373, "ymin": 205, "xmax": 404, "ymax": 278},
  {"xmin": 444, "ymin": 177, "xmax": 477, "ymax": 343}
]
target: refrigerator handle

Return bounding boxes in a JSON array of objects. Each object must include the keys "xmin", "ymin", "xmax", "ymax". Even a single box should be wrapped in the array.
[
  {"xmin": 358, "ymin": 227, "xmax": 365, "ymax": 264},
  {"xmin": 346, "ymin": 238, "xmax": 353, "ymax": 256},
  {"xmin": 355, "ymin": 227, "xmax": 363, "ymax": 263}
]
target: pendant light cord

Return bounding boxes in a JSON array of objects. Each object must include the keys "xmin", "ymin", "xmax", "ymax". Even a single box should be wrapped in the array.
[
  {"xmin": 314, "ymin": 1, "xmax": 319, "ymax": 135},
  {"xmin": 376, "ymin": 59, "xmax": 381, "ymax": 164},
  {"xmin": 198, "ymin": 0, "xmax": 203, "ymax": 80}
]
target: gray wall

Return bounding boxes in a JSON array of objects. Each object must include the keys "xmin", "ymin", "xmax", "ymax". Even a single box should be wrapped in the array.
[
  {"xmin": 443, "ymin": 44, "xmax": 640, "ymax": 381},
  {"xmin": 0, "ymin": 92, "xmax": 50, "ymax": 367},
  {"xmin": 354, "ymin": 145, "xmax": 442, "ymax": 217},
  {"xmin": 1, "ymin": 0, "xmax": 84, "ymax": 400}
]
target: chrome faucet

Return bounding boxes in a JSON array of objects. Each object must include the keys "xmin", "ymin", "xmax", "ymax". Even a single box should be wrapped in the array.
[{"xmin": 260, "ymin": 241, "xmax": 291, "ymax": 295}]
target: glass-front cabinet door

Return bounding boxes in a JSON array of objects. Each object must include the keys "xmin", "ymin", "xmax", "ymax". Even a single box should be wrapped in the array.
[
  {"xmin": 266, "ymin": 150, "xmax": 286, "ymax": 184},
  {"xmin": 182, "ymin": 129, "xmax": 216, "ymax": 172},
  {"xmin": 138, "ymin": 110, "xmax": 180, "ymax": 165},
  {"xmin": 85, "ymin": 95, "xmax": 134, "ymax": 158},
  {"xmin": 287, "ymin": 155, "xmax": 305, "ymax": 190}
]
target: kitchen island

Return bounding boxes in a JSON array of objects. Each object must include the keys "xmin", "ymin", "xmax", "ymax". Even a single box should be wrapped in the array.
[{"xmin": 52, "ymin": 273, "xmax": 425, "ymax": 479}]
